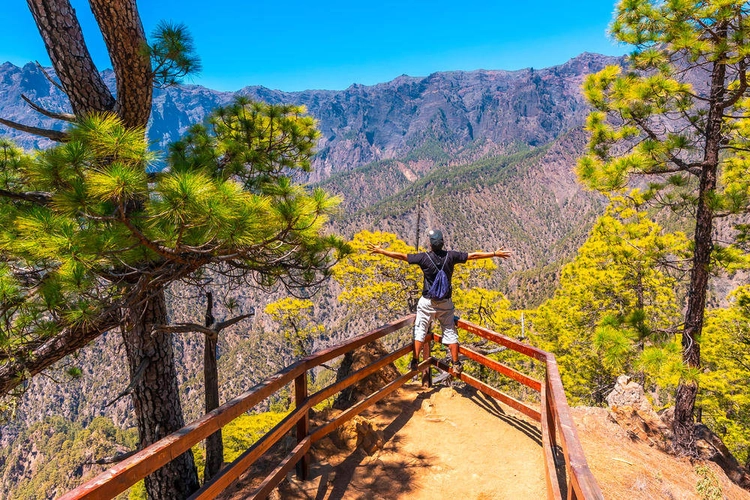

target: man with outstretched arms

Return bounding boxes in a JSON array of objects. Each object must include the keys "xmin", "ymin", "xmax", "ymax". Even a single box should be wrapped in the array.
[{"xmin": 368, "ymin": 229, "xmax": 510, "ymax": 375}]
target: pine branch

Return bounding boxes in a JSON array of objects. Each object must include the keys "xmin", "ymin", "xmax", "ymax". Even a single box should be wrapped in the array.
[
  {"xmin": 21, "ymin": 94, "xmax": 75, "ymax": 122},
  {"xmin": 0, "ymin": 117, "xmax": 68, "ymax": 142},
  {"xmin": 722, "ymin": 58, "xmax": 749, "ymax": 109},
  {"xmin": 0, "ymin": 305, "xmax": 122, "ymax": 395},
  {"xmin": 0, "ymin": 189, "xmax": 52, "ymax": 205},
  {"xmin": 105, "ymin": 358, "xmax": 150, "ymax": 408},
  {"xmin": 86, "ymin": 449, "xmax": 138, "ymax": 465},
  {"xmin": 34, "ymin": 61, "xmax": 65, "ymax": 93}
]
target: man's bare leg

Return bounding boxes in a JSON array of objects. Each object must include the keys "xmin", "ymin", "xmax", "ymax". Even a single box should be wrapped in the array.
[
  {"xmin": 410, "ymin": 340, "xmax": 423, "ymax": 371},
  {"xmin": 448, "ymin": 342, "xmax": 463, "ymax": 375},
  {"xmin": 413, "ymin": 340, "xmax": 423, "ymax": 361},
  {"xmin": 448, "ymin": 343, "xmax": 459, "ymax": 362}
]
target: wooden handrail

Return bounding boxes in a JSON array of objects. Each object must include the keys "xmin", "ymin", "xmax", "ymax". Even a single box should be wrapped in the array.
[
  {"xmin": 455, "ymin": 319, "xmax": 602, "ymax": 500},
  {"xmin": 60, "ymin": 315, "xmax": 415, "ymax": 500},
  {"xmin": 60, "ymin": 314, "xmax": 603, "ymax": 500}
]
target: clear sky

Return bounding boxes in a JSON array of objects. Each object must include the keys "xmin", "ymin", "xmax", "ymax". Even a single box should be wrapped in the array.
[{"xmin": 0, "ymin": 1, "xmax": 626, "ymax": 92}]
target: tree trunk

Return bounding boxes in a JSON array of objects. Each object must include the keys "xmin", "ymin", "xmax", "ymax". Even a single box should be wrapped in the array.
[
  {"xmin": 88, "ymin": 0, "xmax": 153, "ymax": 128},
  {"xmin": 122, "ymin": 288, "xmax": 199, "ymax": 499},
  {"xmin": 203, "ymin": 292, "xmax": 224, "ymax": 482},
  {"xmin": 673, "ymin": 51, "xmax": 726, "ymax": 456},
  {"xmin": 27, "ymin": 0, "xmax": 153, "ymax": 128},
  {"xmin": 26, "ymin": 0, "xmax": 115, "ymax": 116},
  {"xmin": 26, "ymin": 2, "xmax": 192, "ymax": 495}
]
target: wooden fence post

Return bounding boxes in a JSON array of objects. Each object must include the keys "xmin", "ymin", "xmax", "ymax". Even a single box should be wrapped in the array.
[
  {"xmin": 545, "ymin": 377, "xmax": 557, "ymax": 453},
  {"xmin": 294, "ymin": 372, "xmax": 309, "ymax": 480}
]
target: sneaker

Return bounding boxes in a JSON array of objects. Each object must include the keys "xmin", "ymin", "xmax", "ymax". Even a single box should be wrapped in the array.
[
  {"xmin": 410, "ymin": 358, "xmax": 419, "ymax": 372},
  {"xmin": 451, "ymin": 361, "xmax": 463, "ymax": 375}
]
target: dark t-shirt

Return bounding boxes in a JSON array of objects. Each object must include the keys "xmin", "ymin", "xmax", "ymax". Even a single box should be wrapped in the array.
[{"xmin": 407, "ymin": 249, "xmax": 468, "ymax": 299}]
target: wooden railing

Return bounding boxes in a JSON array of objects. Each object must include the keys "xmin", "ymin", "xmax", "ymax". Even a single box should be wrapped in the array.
[{"xmin": 60, "ymin": 315, "xmax": 603, "ymax": 500}]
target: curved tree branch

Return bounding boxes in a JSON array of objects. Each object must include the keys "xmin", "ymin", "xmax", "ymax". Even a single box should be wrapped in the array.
[
  {"xmin": 154, "ymin": 323, "xmax": 218, "ymax": 339},
  {"xmin": 86, "ymin": 449, "xmax": 138, "ymax": 465},
  {"xmin": 0, "ymin": 305, "xmax": 122, "ymax": 395},
  {"xmin": 105, "ymin": 357, "xmax": 149, "ymax": 407},
  {"xmin": 34, "ymin": 60, "xmax": 65, "ymax": 93},
  {"xmin": 21, "ymin": 94, "xmax": 76, "ymax": 122},
  {"xmin": 215, "ymin": 313, "xmax": 255, "ymax": 331},
  {"xmin": 0, "ymin": 117, "xmax": 68, "ymax": 142},
  {"xmin": 0, "ymin": 188, "xmax": 52, "ymax": 205},
  {"xmin": 154, "ymin": 311, "xmax": 254, "ymax": 340}
]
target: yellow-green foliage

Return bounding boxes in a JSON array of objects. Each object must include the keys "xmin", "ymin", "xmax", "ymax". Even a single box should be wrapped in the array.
[
  {"xmin": 190, "ymin": 411, "xmax": 289, "ymax": 480},
  {"xmin": 332, "ymin": 230, "xmax": 423, "ymax": 319},
  {"xmin": 700, "ymin": 286, "xmax": 750, "ymax": 466},
  {"xmin": 265, "ymin": 297, "xmax": 325, "ymax": 357},
  {"xmin": 333, "ymin": 230, "xmax": 504, "ymax": 326},
  {"xmin": 532, "ymin": 198, "xmax": 688, "ymax": 405},
  {"xmin": 127, "ymin": 481, "xmax": 146, "ymax": 500}
]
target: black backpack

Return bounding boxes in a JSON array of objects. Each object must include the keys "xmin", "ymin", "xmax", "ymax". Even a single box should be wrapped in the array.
[{"xmin": 425, "ymin": 253, "xmax": 450, "ymax": 299}]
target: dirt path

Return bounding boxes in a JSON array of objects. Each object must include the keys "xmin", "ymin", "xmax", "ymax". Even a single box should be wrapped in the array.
[
  {"xmin": 276, "ymin": 382, "xmax": 546, "ymax": 500},
  {"xmin": 220, "ymin": 379, "xmax": 750, "ymax": 500}
]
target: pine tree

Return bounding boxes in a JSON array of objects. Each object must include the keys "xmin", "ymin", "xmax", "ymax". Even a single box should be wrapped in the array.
[
  {"xmin": 0, "ymin": 100, "xmax": 346, "ymax": 498},
  {"xmin": 0, "ymin": 3, "xmax": 204, "ymax": 497},
  {"xmin": 701, "ymin": 286, "xmax": 750, "ymax": 468},
  {"xmin": 532, "ymin": 198, "xmax": 688, "ymax": 405},
  {"xmin": 579, "ymin": 0, "xmax": 750, "ymax": 455}
]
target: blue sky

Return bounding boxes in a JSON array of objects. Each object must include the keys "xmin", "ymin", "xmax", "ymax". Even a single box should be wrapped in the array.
[{"xmin": 1, "ymin": 1, "xmax": 626, "ymax": 92}]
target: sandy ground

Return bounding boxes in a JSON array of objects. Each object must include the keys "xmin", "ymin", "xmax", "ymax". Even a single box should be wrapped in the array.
[
  {"xmin": 220, "ymin": 379, "xmax": 750, "ymax": 500},
  {"xmin": 572, "ymin": 407, "xmax": 750, "ymax": 500},
  {"xmin": 274, "ymin": 381, "xmax": 545, "ymax": 500}
]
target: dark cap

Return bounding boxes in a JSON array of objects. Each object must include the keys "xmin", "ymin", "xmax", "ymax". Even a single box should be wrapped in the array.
[{"xmin": 428, "ymin": 229, "xmax": 444, "ymax": 249}]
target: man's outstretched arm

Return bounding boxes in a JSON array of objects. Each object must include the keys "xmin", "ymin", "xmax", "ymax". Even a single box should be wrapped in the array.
[
  {"xmin": 367, "ymin": 243, "xmax": 408, "ymax": 262},
  {"xmin": 467, "ymin": 248, "xmax": 511, "ymax": 261}
]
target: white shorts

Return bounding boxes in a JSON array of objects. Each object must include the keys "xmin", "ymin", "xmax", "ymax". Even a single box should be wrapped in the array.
[{"xmin": 413, "ymin": 296, "xmax": 458, "ymax": 344}]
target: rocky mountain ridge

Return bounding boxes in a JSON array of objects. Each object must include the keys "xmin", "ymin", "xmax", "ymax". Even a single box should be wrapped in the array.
[{"xmin": 0, "ymin": 52, "xmax": 620, "ymax": 178}]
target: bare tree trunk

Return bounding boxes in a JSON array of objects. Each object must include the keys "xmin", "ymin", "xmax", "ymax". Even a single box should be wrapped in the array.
[
  {"xmin": 203, "ymin": 292, "xmax": 224, "ymax": 482},
  {"xmin": 89, "ymin": 0, "xmax": 152, "ymax": 127},
  {"xmin": 123, "ymin": 288, "xmax": 199, "ymax": 499},
  {"xmin": 26, "ymin": 0, "xmax": 152, "ymax": 128},
  {"xmin": 26, "ymin": 0, "xmax": 115, "ymax": 115},
  {"xmin": 673, "ymin": 50, "xmax": 726, "ymax": 457}
]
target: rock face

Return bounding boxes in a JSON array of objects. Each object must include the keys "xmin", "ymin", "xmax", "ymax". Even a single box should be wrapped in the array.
[
  {"xmin": 333, "ymin": 340, "xmax": 400, "ymax": 410},
  {"xmin": 607, "ymin": 375, "xmax": 750, "ymax": 490},
  {"xmin": 606, "ymin": 375, "xmax": 671, "ymax": 451},
  {"xmin": 330, "ymin": 415, "xmax": 384, "ymax": 456}
]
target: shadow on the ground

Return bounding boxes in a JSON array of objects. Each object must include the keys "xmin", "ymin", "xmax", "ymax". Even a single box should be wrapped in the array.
[
  {"xmin": 456, "ymin": 382, "xmax": 543, "ymax": 447},
  {"xmin": 280, "ymin": 385, "xmax": 440, "ymax": 500}
]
